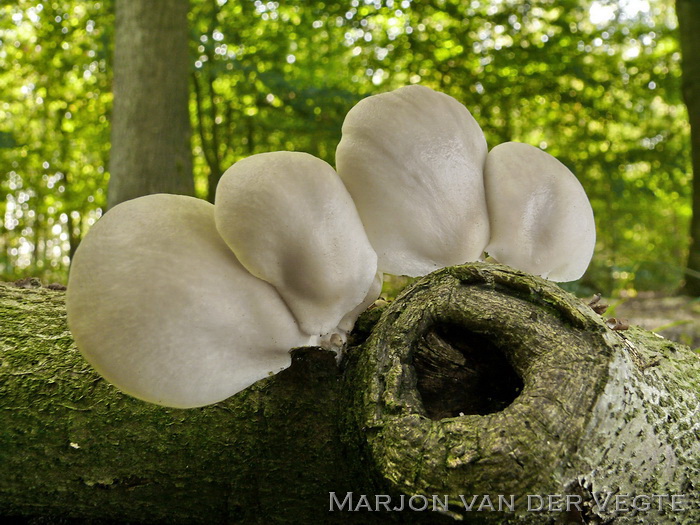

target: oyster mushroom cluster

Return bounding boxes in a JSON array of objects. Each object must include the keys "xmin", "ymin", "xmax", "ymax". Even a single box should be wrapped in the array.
[{"xmin": 66, "ymin": 85, "xmax": 596, "ymax": 409}]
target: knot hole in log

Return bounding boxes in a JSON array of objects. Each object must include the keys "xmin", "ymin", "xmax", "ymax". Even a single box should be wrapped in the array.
[{"xmin": 413, "ymin": 323, "xmax": 524, "ymax": 420}]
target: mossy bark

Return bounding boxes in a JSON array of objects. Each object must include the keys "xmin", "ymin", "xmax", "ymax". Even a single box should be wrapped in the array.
[{"xmin": 1, "ymin": 264, "xmax": 699, "ymax": 524}]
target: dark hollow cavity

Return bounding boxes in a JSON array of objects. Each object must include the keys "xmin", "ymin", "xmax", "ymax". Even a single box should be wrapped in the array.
[{"xmin": 413, "ymin": 324, "xmax": 524, "ymax": 420}]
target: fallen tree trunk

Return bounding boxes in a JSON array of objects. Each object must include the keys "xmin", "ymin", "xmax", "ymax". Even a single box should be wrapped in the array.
[{"xmin": 1, "ymin": 264, "xmax": 699, "ymax": 524}]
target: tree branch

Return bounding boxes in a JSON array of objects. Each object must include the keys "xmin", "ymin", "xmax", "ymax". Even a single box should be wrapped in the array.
[{"xmin": 1, "ymin": 264, "xmax": 699, "ymax": 524}]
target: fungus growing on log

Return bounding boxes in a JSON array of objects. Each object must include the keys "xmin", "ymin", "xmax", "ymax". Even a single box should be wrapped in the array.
[
  {"xmin": 336, "ymin": 85, "xmax": 596, "ymax": 282},
  {"xmin": 66, "ymin": 155, "xmax": 381, "ymax": 407},
  {"xmin": 10, "ymin": 84, "xmax": 698, "ymax": 525},
  {"xmin": 65, "ymin": 84, "xmax": 598, "ymax": 411}
]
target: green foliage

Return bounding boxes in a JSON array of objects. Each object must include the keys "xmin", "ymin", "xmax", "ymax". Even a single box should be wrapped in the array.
[
  {"xmin": 0, "ymin": 0, "xmax": 693, "ymax": 295},
  {"xmin": 0, "ymin": 0, "xmax": 112, "ymax": 282}
]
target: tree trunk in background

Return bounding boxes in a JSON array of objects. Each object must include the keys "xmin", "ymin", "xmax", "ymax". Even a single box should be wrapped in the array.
[
  {"xmin": 107, "ymin": 0, "xmax": 194, "ymax": 209},
  {"xmin": 1, "ymin": 265, "xmax": 699, "ymax": 524},
  {"xmin": 678, "ymin": 0, "xmax": 700, "ymax": 295}
]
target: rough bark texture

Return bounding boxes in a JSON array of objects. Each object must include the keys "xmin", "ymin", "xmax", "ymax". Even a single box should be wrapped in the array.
[
  {"xmin": 678, "ymin": 0, "xmax": 700, "ymax": 295},
  {"xmin": 107, "ymin": 0, "xmax": 194, "ymax": 209},
  {"xmin": 341, "ymin": 265, "xmax": 700, "ymax": 524},
  {"xmin": 1, "ymin": 264, "xmax": 699, "ymax": 524},
  {"xmin": 0, "ymin": 282, "xmax": 356, "ymax": 524}
]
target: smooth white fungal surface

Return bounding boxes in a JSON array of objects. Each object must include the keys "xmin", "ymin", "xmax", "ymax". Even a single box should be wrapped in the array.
[
  {"xmin": 67, "ymin": 194, "xmax": 311, "ymax": 408},
  {"xmin": 484, "ymin": 142, "xmax": 596, "ymax": 282},
  {"xmin": 336, "ymin": 85, "xmax": 490, "ymax": 277},
  {"xmin": 214, "ymin": 151, "xmax": 378, "ymax": 337},
  {"xmin": 337, "ymin": 271, "xmax": 383, "ymax": 332}
]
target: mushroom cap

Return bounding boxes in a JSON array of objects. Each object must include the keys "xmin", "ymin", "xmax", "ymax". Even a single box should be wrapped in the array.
[
  {"xmin": 335, "ymin": 84, "xmax": 490, "ymax": 277},
  {"xmin": 484, "ymin": 142, "xmax": 596, "ymax": 282},
  {"xmin": 67, "ymin": 194, "xmax": 311, "ymax": 408},
  {"xmin": 214, "ymin": 151, "xmax": 378, "ymax": 337}
]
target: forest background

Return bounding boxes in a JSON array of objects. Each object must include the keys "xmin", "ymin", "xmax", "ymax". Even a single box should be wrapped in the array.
[{"xmin": 0, "ymin": 0, "xmax": 697, "ymax": 300}]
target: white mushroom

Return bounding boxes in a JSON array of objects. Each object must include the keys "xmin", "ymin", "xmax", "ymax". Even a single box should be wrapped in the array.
[
  {"xmin": 214, "ymin": 151, "xmax": 379, "ymax": 337},
  {"xmin": 335, "ymin": 84, "xmax": 490, "ymax": 277},
  {"xmin": 483, "ymin": 142, "xmax": 596, "ymax": 282},
  {"xmin": 67, "ymin": 194, "xmax": 312, "ymax": 408},
  {"xmin": 337, "ymin": 270, "xmax": 383, "ymax": 332}
]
